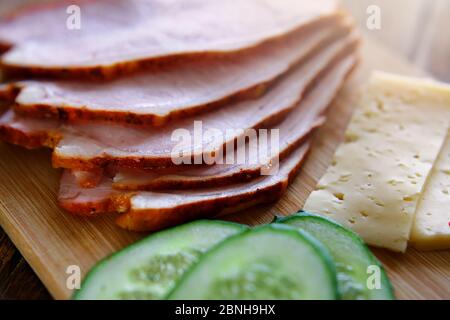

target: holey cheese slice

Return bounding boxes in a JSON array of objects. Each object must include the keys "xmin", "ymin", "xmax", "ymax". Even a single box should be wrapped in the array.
[
  {"xmin": 411, "ymin": 132, "xmax": 450, "ymax": 250},
  {"xmin": 304, "ymin": 72, "xmax": 450, "ymax": 252}
]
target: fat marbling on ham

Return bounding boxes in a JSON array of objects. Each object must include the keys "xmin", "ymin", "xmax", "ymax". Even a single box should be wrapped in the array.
[{"xmin": 59, "ymin": 142, "xmax": 311, "ymax": 231}]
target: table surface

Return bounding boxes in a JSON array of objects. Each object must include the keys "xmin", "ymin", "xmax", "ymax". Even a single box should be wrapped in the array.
[{"xmin": 1, "ymin": 0, "xmax": 450, "ymax": 300}]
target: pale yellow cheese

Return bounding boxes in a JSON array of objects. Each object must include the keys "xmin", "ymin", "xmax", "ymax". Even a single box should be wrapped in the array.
[
  {"xmin": 411, "ymin": 132, "xmax": 450, "ymax": 250},
  {"xmin": 304, "ymin": 71, "xmax": 450, "ymax": 252}
]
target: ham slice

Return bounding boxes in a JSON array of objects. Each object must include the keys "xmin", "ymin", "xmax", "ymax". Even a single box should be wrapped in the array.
[
  {"xmin": 0, "ymin": 83, "xmax": 17, "ymax": 102},
  {"xmin": 0, "ymin": 0, "xmax": 134, "ymax": 51},
  {"xmin": 111, "ymin": 54, "xmax": 352, "ymax": 191},
  {"xmin": 59, "ymin": 142, "xmax": 311, "ymax": 231},
  {"xmin": 58, "ymin": 51, "xmax": 357, "ymax": 231},
  {"xmin": 12, "ymin": 17, "xmax": 348, "ymax": 125},
  {"xmin": 0, "ymin": 33, "xmax": 359, "ymax": 169},
  {"xmin": 0, "ymin": 108, "xmax": 60, "ymax": 149},
  {"xmin": 1, "ymin": 0, "xmax": 340, "ymax": 78}
]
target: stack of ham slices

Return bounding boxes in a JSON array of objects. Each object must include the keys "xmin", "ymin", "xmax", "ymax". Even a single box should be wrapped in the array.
[{"xmin": 0, "ymin": 0, "xmax": 359, "ymax": 231}]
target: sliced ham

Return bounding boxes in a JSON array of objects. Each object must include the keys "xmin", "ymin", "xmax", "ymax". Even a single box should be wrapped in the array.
[
  {"xmin": 0, "ymin": 0, "xmax": 135, "ymax": 50},
  {"xmin": 111, "ymin": 54, "xmax": 351, "ymax": 190},
  {"xmin": 1, "ymin": 0, "xmax": 340, "ymax": 78},
  {"xmin": 0, "ymin": 33, "xmax": 359, "ymax": 170},
  {"xmin": 59, "ymin": 142, "xmax": 311, "ymax": 231},
  {"xmin": 0, "ymin": 83, "xmax": 19, "ymax": 112},
  {"xmin": 59, "ymin": 168, "xmax": 122, "ymax": 216},
  {"xmin": 0, "ymin": 108, "xmax": 60, "ymax": 149},
  {"xmin": 58, "ymin": 51, "xmax": 357, "ymax": 231},
  {"xmin": 0, "ymin": 83, "xmax": 17, "ymax": 102},
  {"xmin": 12, "ymin": 17, "xmax": 348, "ymax": 125}
]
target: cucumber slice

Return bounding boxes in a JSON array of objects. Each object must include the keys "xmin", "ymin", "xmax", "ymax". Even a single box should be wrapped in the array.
[
  {"xmin": 277, "ymin": 212, "xmax": 395, "ymax": 300},
  {"xmin": 168, "ymin": 224, "xmax": 338, "ymax": 300},
  {"xmin": 73, "ymin": 220, "xmax": 246, "ymax": 300}
]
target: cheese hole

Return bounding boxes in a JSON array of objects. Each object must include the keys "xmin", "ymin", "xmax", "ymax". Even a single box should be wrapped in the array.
[
  {"xmin": 363, "ymin": 111, "xmax": 376, "ymax": 119},
  {"xmin": 333, "ymin": 193, "xmax": 345, "ymax": 201},
  {"xmin": 388, "ymin": 179, "xmax": 402, "ymax": 186},
  {"xmin": 403, "ymin": 196, "xmax": 414, "ymax": 202},
  {"xmin": 375, "ymin": 99, "xmax": 386, "ymax": 111},
  {"xmin": 345, "ymin": 132, "xmax": 359, "ymax": 143},
  {"xmin": 338, "ymin": 174, "xmax": 351, "ymax": 182},
  {"xmin": 348, "ymin": 218, "xmax": 356, "ymax": 225},
  {"xmin": 367, "ymin": 196, "xmax": 384, "ymax": 207},
  {"xmin": 359, "ymin": 211, "xmax": 369, "ymax": 218}
]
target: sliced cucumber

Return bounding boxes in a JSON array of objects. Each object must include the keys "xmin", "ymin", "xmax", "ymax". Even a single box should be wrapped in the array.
[
  {"xmin": 277, "ymin": 212, "xmax": 395, "ymax": 300},
  {"xmin": 168, "ymin": 224, "xmax": 338, "ymax": 300},
  {"xmin": 73, "ymin": 220, "xmax": 246, "ymax": 300}
]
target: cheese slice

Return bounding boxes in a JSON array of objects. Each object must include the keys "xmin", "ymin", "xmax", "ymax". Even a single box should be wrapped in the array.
[
  {"xmin": 304, "ymin": 71, "xmax": 450, "ymax": 252},
  {"xmin": 411, "ymin": 132, "xmax": 450, "ymax": 250}
]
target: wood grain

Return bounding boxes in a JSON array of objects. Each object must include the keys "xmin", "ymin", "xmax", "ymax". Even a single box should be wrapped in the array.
[{"xmin": 0, "ymin": 38, "xmax": 449, "ymax": 300}]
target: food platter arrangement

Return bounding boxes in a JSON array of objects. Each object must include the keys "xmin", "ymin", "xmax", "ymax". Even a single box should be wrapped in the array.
[{"xmin": 0, "ymin": 0, "xmax": 448, "ymax": 300}]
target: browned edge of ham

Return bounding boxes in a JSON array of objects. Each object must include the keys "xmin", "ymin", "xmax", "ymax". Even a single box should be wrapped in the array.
[
  {"xmin": 0, "ymin": 83, "xmax": 19, "ymax": 102},
  {"xmin": 59, "ymin": 142, "xmax": 311, "ymax": 232},
  {"xmin": 0, "ymin": 108, "xmax": 60, "ymax": 149}
]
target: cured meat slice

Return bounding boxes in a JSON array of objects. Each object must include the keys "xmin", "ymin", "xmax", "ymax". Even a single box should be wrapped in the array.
[
  {"xmin": 59, "ymin": 168, "xmax": 121, "ymax": 216},
  {"xmin": 0, "ymin": 0, "xmax": 134, "ymax": 51},
  {"xmin": 0, "ymin": 0, "xmax": 340, "ymax": 78},
  {"xmin": 12, "ymin": 17, "xmax": 348, "ymax": 125},
  {"xmin": 0, "ymin": 108, "xmax": 60, "ymax": 149},
  {"xmin": 58, "ymin": 51, "xmax": 357, "ymax": 231},
  {"xmin": 0, "ymin": 83, "xmax": 17, "ymax": 102},
  {"xmin": 111, "ymin": 54, "xmax": 351, "ymax": 190},
  {"xmin": 111, "ymin": 119, "xmax": 319, "ymax": 190},
  {"xmin": 57, "ymin": 43, "xmax": 346, "ymax": 169},
  {"xmin": 0, "ymin": 33, "xmax": 358, "ymax": 170},
  {"xmin": 59, "ymin": 142, "xmax": 311, "ymax": 231}
]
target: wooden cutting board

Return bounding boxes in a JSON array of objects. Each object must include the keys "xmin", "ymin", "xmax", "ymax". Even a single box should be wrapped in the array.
[{"xmin": 0, "ymin": 37, "xmax": 449, "ymax": 300}]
